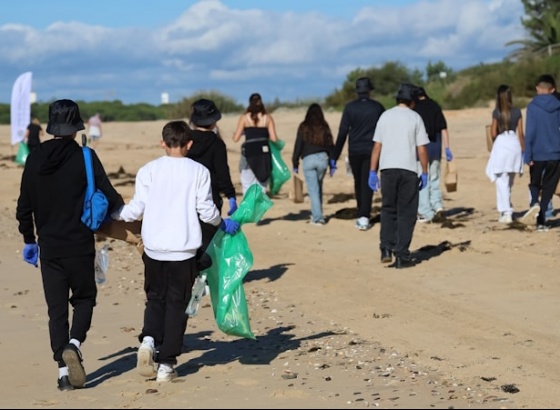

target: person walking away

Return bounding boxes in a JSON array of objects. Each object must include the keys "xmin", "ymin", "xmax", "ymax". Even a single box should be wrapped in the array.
[
  {"xmin": 292, "ymin": 103, "xmax": 335, "ymax": 225},
  {"xmin": 16, "ymin": 99, "xmax": 125, "ymax": 391},
  {"xmin": 232, "ymin": 93, "xmax": 278, "ymax": 195},
  {"xmin": 413, "ymin": 87, "xmax": 453, "ymax": 222},
  {"xmin": 24, "ymin": 117, "xmax": 44, "ymax": 152},
  {"xmin": 188, "ymin": 98, "xmax": 238, "ymax": 270},
  {"xmin": 368, "ymin": 84, "xmax": 429, "ymax": 269},
  {"xmin": 331, "ymin": 77, "xmax": 385, "ymax": 230},
  {"xmin": 485, "ymin": 85, "xmax": 524, "ymax": 223},
  {"xmin": 521, "ymin": 74, "xmax": 560, "ymax": 231},
  {"xmin": 111, "ymin": 120, "xmax": 240, "ymax": 382},
  {"xmin": 87, "ymin": 113, "xmax": 103, "ymax": 149}
]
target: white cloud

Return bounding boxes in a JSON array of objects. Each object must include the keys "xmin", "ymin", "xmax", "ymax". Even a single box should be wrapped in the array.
[{"xmin": 0, "ymin": 0, "xmax": 525, "ymax": 104}]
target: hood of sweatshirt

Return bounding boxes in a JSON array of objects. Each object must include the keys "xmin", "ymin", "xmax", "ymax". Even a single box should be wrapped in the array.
[
  {"xmin": 33, "ymin": 137, "xmax": 81, "ymax": 175},
  {"xmin": 187, "ymin": 129, "xmax": 220, "ymax": 159},
  {"xmin": 531, "ymin": 93, "xmax": 560, "ymax": 113}
]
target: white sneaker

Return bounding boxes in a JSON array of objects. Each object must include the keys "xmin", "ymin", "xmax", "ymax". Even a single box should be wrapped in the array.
[
  {"xmin": 537, "ymin": 224, "xmax": 549, "ymax": 232},
  {"xmin": 137, "ymin": 343, "xmax": 156, "ymax": 378},
  {"xmin": 156, "ymin": 364, "xmax": 178, "ymax": 382},
  {"xmin": 498, "ymin": 213, "xmax": 512, "ymax": 223},
  {"xmin": 520, "ymin": 204, "xmax": 540, "ymax": 225},
  {"xmin": 355, "ymin": 217, "xmax": 370, "ymax": 231}
]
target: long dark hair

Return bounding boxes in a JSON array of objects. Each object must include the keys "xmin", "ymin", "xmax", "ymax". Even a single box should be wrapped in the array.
[
  {"xmin": 299, "ymin": 103, "xmax": 334, "ymax": 147},
  {"xmin": 246, "ymin": 93, "xmax": 267, "ymax": 126},
  {"xmin": 495, "ymin": 84, "xmax": 512, "ymax": 134}
]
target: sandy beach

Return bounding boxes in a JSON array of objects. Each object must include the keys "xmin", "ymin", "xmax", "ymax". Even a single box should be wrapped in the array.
[{"xmin": 0, "ymin": 105, "xmax": 559, "ymax": 409}]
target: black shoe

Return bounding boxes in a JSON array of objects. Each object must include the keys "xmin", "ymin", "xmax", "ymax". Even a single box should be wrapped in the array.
[
  {"xmin": 57, "ymin": 375, "xmax": 74, "ymax": 391},
  {"xmin": 380, "ymin": 249, "xmax": 392, "ymax": 263},
  {"xmin": 62, "ymin": 344, "xmax": 86, "ymax": 388},
  {"xmin": 395, "ymin": 257, "xmax": 416, "ymax": 269}
]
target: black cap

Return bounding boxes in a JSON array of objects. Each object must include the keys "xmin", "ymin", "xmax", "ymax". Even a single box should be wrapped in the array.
[
  {"xmin": 355, "ymin": 77, "xmax": 374, "ymax": 93},
  {"xmin": 190, "ymin": 99, "xmax": 222, "ymax": 126}
]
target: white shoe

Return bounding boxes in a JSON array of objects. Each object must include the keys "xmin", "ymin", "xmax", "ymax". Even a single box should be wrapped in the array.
[
  {"xmin": 498, "ymin": 213, "xmax": 512, "ymax": 223},
  {"xmin": 520, "ymin": 204, "xmax": 540, "ymax": 225},
  {"xmin": 156, "ymin": 364, "xmax": 178, "ymax": 382},
  {"xmin": 536, "ymin": 224, "xmax": 549, "ymax": 232},
  {"xmin": 137, "ymin": 343, "xmax": 156, "ymax": 378},
  {"xmin": 355, "ymin": 217, "xmax": 370, "ymax": 231}
]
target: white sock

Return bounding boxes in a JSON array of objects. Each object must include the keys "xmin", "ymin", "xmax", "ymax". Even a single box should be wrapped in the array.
[
  {"xmin": 69, "ymin": 338, "xmax": 80, "ymax": 349},
  {"xmin": 142, "ymin": 336, "xmax": 155, "ymax": 347},
  {"xmin": 59, "ymin": 366, "xmax": 69, "ymax": 378}
]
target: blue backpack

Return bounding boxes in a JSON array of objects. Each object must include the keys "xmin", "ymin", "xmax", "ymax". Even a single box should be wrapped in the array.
[{"xmin": 81, "ymin": 146, "xmax": 109, "ymax": 231}]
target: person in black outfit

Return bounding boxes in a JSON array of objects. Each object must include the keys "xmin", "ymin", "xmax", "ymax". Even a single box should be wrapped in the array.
[
  {"xmin": 16, "ymin": 99, "xmax": 124, "ymax": 391},
  {"xmin": 24, "ymin": 117, "xmax": 44, "ymax": 152},
  {"xmin": 188, "ymin": 98, "xmax": 238, "ymax": 270},
  {"xmin": 331, "ymin": 77, "xmax": 385, "ymax": 231},
  {"xmin": 413, "ymin": 87, "xmax": 453, "ymax": 222}
]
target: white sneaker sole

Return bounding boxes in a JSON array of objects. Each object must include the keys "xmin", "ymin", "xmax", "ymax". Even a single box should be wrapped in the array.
[
  {"xmin": 519, "ymin": 205, "xmax": 540, "ymax": 225},
  {"xmin": 137, "ymin": 345, "xmax": 156, "ymax": 378}
]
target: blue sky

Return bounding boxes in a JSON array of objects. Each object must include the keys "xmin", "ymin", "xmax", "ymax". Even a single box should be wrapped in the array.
[{"xmin": 0, "ymin": 0, "xmax": 526, "ymax": 105}]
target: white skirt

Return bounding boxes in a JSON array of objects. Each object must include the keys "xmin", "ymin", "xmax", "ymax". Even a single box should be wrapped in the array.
[{"xmin": 485, "ymin": 130, "xmax": 523, "ymax": 182}]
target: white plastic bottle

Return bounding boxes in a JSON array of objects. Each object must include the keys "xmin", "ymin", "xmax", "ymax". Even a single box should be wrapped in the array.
[
  {"xmin": 95, "ymin": 244, "xmax": 110, "ymax": 285},
  {"xmin": 185, "ymin": 273, "xmax": 207, "ymax": 317}
]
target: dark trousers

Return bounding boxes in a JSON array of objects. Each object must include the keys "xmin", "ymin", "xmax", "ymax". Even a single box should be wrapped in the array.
[
  {"xmin": 40, "ymin": 254, "xmax": 97, "ymax": 365},
  {"xmin": 140, "ymin": 254, "xmax": 198, "ymax": 365},
  {"xmin": 529, "ymin": 160, "xmax": 560, "ymax": 225},
  {"xmin": 349, "ymin": 153, "xmax": 374, "ymax": 218},
  {"xmin": 379, "ymin": 169, "xmax": 419, "ymax": 259}
]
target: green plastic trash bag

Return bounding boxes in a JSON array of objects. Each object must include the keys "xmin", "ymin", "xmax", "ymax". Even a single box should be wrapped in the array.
[
  {"xmin": 269, "ymin": 139, "xmax": 291, "ymax": 196},
  {"xmin": 203, "ymin": 184, "xmax": 273, "ymax": 339},
  {"xmin": 15, "ymin": 142, "xmax": 29, "ymax": 166}
]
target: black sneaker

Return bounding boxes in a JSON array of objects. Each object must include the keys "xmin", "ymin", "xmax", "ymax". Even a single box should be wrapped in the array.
[
  {"xmin": 395, "ymin": 257, "xmax": 416, "ymax": 269},
  {"xmin": 62, "ymin": 344, "xmax": 86, "ymax": 388},
  {"xmin": 57, "ymin": 375, "xmax": 74, "ymax": 391}
]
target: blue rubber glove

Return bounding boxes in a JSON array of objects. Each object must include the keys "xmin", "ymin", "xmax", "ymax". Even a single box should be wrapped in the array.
[
  {"xmin": 227, "ymin": 197, "xmax": 238, "ymax": 216},
  {"xmin": 329, "ymin": 159, "xmax": 337, "ymax": 177},
  {"xmin": 220, "ymin": 218, "xmax": 240, "ymax": 235},
  {"xmin": 23, "ymin": 243, "xmax": 39, "ymax": 267},
  {"xmin": 419, "ymin": 172, "xmax": 428, "ymax": 190},
  {"xmin": 368, "ymin": 170, "xmax": 380, "ymax": 192},
  {"xmin": 445, "ymin": 147, "xmax": 453, "ymax": 161},
  {"xmin": 293, "ymin": 167, "xmax": 298, "ymax": 174}
]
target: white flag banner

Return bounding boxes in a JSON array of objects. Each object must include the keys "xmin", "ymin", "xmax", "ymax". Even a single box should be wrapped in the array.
[{"xmin": 10, "ymin": 71, "xmax": 32, "ymax": 145}]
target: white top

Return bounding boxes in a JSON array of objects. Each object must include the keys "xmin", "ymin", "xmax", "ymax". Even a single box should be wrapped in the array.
[
  {"xmin": 373, "ymin": 106, "xmax": 429, "ymax": 173},
  {"xmin": 114, "ymin": 156, "xmax": 221, "ymax": 261}
]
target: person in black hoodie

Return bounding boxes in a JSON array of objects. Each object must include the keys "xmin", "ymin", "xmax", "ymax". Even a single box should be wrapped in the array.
[
  {"xmin": 16, "ymin": 99, "xmax": 124, "ymax": 391},
  {"xmin": 188, "ymin": 98, "xmax": 238, "ymax": 270}
]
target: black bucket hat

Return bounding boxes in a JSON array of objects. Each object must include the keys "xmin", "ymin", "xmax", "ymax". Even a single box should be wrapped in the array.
[
  {"xmin": 46, "ymin": 99, "xmax": 85, "ymax": 136},
  {"xmin": 395, "ymin": 83, "xmax": 419, "ymax": 102},
  {"xmin": 190, "ymin": 99, "xmax": 222, "ymax": 127},
  {"xmin": 355, "ymin": 77, "xmax": 374, "ymax": 93}
]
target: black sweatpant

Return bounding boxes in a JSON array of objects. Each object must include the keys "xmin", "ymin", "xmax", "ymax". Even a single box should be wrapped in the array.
[
  {"xmin": 529, "ymin": 160, "xmax": 560, "ymax": 225},
  {"xmin": 40, "ymin": 254, "xmax": 97, "ymax": 365},
  {"xmin": 349, "ymin": 153, "xmax": 374, "ymax": 219},
  {"xmin": 139, "ymin": 254, "xmax": 198, "ymax": 365},
  {"xmin": 379, "ymin": 169, "xmax": 419, "ymax": 259}
]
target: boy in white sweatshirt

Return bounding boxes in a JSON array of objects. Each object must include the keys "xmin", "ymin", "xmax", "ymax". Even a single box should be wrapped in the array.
[{"xmin": 112, "ymin": 120, "xmax": 240, "ymax": 382}]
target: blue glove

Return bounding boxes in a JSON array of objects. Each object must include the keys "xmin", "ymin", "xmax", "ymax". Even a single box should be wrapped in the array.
[
  {"xmin": 329, "ymin": 159, "xmax": 337, "ymax": 177},
  {"xmin": 220, "ymin": 218, "xmax": 240, "ymax": 235},
  {"xmin": 368, "ymin": 170, "xmax": 380, "ymax": 192},
  {"xmin": 445, "ymin": 147, "xmax": 453, "ymax": 161},
  {"xmin": 293, "ymin": 167, "xmax": 298, "ymax": 174},
  {"xmin": 227, "ymin": 197, "xmax": 238, "ymax": 216},
  {"xmin": 23, "ymin": 243, "xmax": 39, "ymax": 267},
  {"xmin": 419, "ymin": 172, "xmax": 428, "ymax": 190}
]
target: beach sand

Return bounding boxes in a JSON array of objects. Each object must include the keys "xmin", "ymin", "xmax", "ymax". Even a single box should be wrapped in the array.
[{"xmin": 0, "ymin": 105, "xmax": 558, "ymax": 408}]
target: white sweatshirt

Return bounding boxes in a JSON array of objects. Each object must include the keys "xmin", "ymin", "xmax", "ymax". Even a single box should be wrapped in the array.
[{"xmin": 114, "ymin": 156, "xmax": 221, "ymax": 261}]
